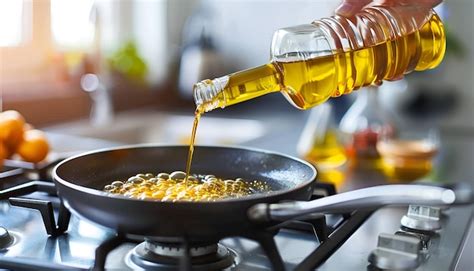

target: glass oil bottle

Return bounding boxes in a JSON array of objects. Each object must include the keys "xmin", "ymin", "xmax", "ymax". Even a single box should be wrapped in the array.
[
  {"xmin": 297, "ymin": 103, "xmax": 347, "ymax": 189},
  {"xmin": 193, "ymin": 5, "xmax": 445, "ymax": 111},
  {"xmin": 297, "ymin": 103, "xmax": 346, "ymax": 169}
]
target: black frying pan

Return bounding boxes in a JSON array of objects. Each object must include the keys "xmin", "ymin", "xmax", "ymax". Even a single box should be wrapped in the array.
[
  {"xmin": 53, "ymin": 145, "xmax": 316, "ymax": 241},
  {"xmin": 53, "ymin": 145, "xmax": 456, "ymax": 242}
]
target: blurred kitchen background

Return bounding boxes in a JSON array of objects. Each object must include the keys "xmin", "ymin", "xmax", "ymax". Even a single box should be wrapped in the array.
[{"xmin": 1, "ymin": 0, "xmax": 473, "ymax": 185}]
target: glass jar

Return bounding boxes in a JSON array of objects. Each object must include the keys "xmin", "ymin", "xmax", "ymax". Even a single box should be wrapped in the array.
[
  {"xmin": 377, "ymin": 128, "xmax": 439, "ymax": 181},
  {"xmin": 339, "ymin": 86, "xmax": 396, "ymax": 167}
]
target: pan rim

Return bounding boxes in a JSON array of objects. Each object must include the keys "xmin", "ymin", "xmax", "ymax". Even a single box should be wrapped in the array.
[{"xmin": 52, "ymin": 144, "xmax": 317, "ymax": 204}]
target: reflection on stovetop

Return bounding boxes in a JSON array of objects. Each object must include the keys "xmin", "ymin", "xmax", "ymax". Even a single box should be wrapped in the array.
[{"xmin": 1, "ymin": 198, "xmax": 113, "ymax": 269}]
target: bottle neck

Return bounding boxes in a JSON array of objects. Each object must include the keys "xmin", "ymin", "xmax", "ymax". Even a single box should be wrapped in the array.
[
  {"xmin": 193, "ymin": 63, "xmax": 281, "ymax": 112},
  {"xmin": 193, "ymin": 76, "xmax": 229, "ymax": 112}
]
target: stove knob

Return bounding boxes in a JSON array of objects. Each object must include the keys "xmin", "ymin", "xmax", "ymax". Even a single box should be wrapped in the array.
[
  {"xmin": 401, "ymin": 205, "xmax": 442, "ymax": 232},
  {"xmin": 368, "ymin": 233, "xmax": 421, "ymax": 270},
  {"xmin": 0, "ymin": 226, "xmax": 13, "ymax": 249},
  {"xmin": 395, "ymin": 230, "xmax": 431, "ymax": 252}
]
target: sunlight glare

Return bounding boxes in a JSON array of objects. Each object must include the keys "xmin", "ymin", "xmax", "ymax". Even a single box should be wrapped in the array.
[
  {"xmin": 0, "ymin": 0, "xmax": 24, "ymax": 47},
  {"xmin": 51, "ymin": 0, "xmax": 95, "ymax": 49}
]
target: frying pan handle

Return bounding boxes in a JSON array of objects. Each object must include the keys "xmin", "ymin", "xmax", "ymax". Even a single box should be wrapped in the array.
[{"xmin": 248, "ymin": 185, "xmax": 456, "ymax": 222}]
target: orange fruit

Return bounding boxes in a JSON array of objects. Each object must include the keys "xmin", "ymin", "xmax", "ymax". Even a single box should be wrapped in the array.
[
  {"xmin": 24, "ymin": 123, "xmax": 34, "ymax": 131},
  {"xmin": 16, "ymin": 129, "xmax": 49, "ymax": 163},
  {"xmin": 0, "ymin": 110, "xmax": 26, "ymax": 152}
]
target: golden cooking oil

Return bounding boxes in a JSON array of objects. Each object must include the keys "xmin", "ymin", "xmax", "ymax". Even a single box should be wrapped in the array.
[
  {"xmin": 382, "ymin": 158, "xmax": 434, "ymax": 181},
  {"xmin": 104, "ymin": 172, "xmax": 269, "ymax": 201},
  {"xmin": 194, "ymin": 12, "xmax": 445, "ymax": 111},
  {"xmin": 317, "ymin": 168, "xmax": 346, "ymax": 191},
  {"xmin": 377, "ymin": 139, "xmax": 438, "ymax": 181},
  {"xmin": 184, "ymin": 108, "xmax": 202, "ymax": 183},
  {"xmin": 297, "ymin": 103, "xmax": 347, "ymax": 169},
  {"xmin": 302, "ymin": 129, "xmax": 347, "ymax": 168}
]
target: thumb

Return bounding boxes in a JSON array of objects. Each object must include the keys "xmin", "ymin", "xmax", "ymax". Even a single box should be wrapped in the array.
[{"xmin": 335, "ymin": 0, "xmax": 373, "ymax": 17}]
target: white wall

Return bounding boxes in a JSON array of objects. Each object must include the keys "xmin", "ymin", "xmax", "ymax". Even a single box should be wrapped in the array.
[
  {"xmin": 200, "ymin": 0, "xmax": 338, "ymax": 68},
  {"xmin": 133, "ymin": 0, "xmax": 168, "ymax": 84},
  {"xmin": 439, "ymin": 0, "xmax": 474, "ymax": 128}
]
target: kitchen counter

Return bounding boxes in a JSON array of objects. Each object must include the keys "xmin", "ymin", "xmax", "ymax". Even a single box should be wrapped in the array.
[{"xmin": 242, "ymin": 112, "xmax": 474, "ymax": 189}]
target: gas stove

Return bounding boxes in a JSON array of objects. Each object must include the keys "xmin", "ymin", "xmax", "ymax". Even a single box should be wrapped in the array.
[{"xmin": 1, "ymin": 156, "xmax": 472, "ymax": 271}]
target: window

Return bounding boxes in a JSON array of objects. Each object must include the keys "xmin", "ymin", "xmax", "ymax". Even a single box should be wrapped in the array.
[
  {"xmin": 0, "ymin": 0, "xmax": 31, "ymax": 47},
  {"xmin": 51, "ymin": 0, "xmax": 95, "ymax": 49},
  {"xmin": 0, "ymin": 0, "xmax": 99, "ymax": 88},
  {"xmin": 1, "ymin": 0, "xmax": 168, "ymax": 126}
]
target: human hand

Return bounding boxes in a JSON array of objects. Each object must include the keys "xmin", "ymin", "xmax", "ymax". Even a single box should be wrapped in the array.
[{"xmin": 335, "ymin": 0, "xmax": 442, "ymax": 17}]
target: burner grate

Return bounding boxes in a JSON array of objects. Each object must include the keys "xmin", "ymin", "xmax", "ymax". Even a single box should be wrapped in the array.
[
  {"xmin": 88, "ymin": 182, "xmax": 372, "ymax": 271},
  {"xmin": 1, "ymin": 170, "xmax": 372, "ymax": 271},
  {"xmin": 0, "ymin": 181, "xmax": 71, "ymax": 236},
  {"xmin": 2, "ymin": 157, "xmax": 63, "ymax": 180},
  {"xmin": 294, "ymin": 210, "xmax": 373, "ymax": 271},
  {"xmin": 0, "ymin": 155, "xmax": 65, "ymax": 190}
]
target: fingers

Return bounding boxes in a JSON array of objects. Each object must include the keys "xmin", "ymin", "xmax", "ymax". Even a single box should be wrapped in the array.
[{"xmin": 335, "ymin": 0, "xmax": 372, "ymax": 17}]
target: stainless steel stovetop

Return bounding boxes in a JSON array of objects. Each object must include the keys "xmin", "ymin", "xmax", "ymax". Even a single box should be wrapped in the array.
[
  {"xmin": 1, "ymin": 184, "xmax": 472, "ymax": 270},
  {"xmin": 0, "ymin": 133, "xmax": 472, "ymax": 270}
]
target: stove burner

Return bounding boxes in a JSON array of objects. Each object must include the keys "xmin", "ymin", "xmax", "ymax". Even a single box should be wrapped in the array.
[
  {"xmin": 126, "ymin": 241, "xmax": 238, "ymax": 271},
  {"xmin": 0, "ymin": 227, "xmax": 15, "ymax": 249},
  {"xmin": 145, "ymin": 242, "xmax": 219, "ymax": 257}
]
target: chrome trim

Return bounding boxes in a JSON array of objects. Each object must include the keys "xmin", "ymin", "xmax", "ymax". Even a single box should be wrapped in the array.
[{"xmin": 249, "ymin": 185, "xmax": 455, "ymax": 222}]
